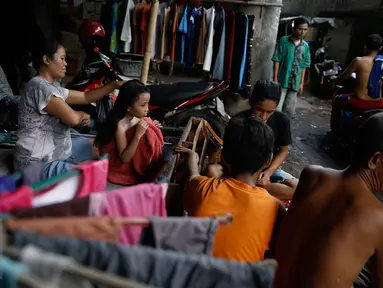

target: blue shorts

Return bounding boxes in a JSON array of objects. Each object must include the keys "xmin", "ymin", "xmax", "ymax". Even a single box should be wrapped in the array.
[
  {"xmin": 43, "ymin": 134, "xmax": 93, "ymax": 179},
  {"xmin": 270, "ymin": 168, "xmax": 295, "ymax": 183}
]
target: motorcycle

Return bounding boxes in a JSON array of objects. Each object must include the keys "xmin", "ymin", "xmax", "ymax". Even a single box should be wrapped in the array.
[
  {"xmin": 311, "ymin": 39, "xmax": 342, "ymax": 98},
  {"xmin": 330, "ymin": 73, "xmax": 383, "ymax": 162},
  {"xmin": 67, "ymin": 47, "xmax": 230, "ymax": 136},
  {"xmin": 312, "ymin": 58, "xmax": 342, "ymax": 99}
]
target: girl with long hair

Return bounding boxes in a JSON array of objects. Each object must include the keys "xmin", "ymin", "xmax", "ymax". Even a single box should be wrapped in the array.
[{"xmin": 95, "ymin": 80, "xmax": 164, "ymax": 185}]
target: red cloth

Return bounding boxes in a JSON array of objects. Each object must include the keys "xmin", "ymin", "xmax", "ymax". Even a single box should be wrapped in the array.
[
  {"xmin": 0, "ymin": 186, "xmax": 33, "ymax": 213},
  {"xmin": 225, "ymin": 11, "xmax": 235, "ymax": 83},
  {"xmin": 335, "ymin": 94, "xmax": 383, "ymax": 110},
  {"xmin": 75, "ymin": 159, "xmax": 109, "ymax": 197},
  {"xmin": 99, "ymin": 118, "xmax": 164, "ymax": 185}
]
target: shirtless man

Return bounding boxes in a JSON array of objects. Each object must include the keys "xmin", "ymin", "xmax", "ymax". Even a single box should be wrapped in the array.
[
  {"xmin": 274, "ymin": 112, "xmax": 383, "ymax": 288},
  {"xmin": 333, "ymin": 34, "xmax": 383, "ymax": 106}
]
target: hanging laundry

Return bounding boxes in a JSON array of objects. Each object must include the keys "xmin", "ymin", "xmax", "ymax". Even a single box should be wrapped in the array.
[
  {"xmin": 74, "ymin": 158, "xmax": 108, "ymax": 198},
  {"xmin": 203, "ymin": 6, "xmax": 215, "ymax": 72},
  {"xmin": 0, "ymin": 175, "xmax": 17, "ymax": 194},
  {"xmin": 140, "ymin": 216, "xmax": 219, "ymax": 255},
  {"xmin": 99, "ymin": 118, "xmax": 164, "ymax": 186},
  {"xmin": 224, "ymin": 11, "xmax": 235, "ymax": 83},
  {"xmin": 132, "ymin": 3, "xmax": 144, "ymax": 54},
  {"xmin": 178, "ymin": 6, "xmax": 190, "ymax": 65},
  {"xmin": 32, "ymin": 174, "xmax": 80, "ymax": 208},
  {"xmin": 120, "ymin": 0, "xmax": 136, "ymax": 53},
  {"xmin": 141, "ymin": 2, "xmax": 153, "ymax": 55},
  {"xmin": 152, "ymin": 3, "xmax": 167, "ymax": 59},
  {"xmin": 21, "ymin": 245, "xmax": 93, "ymax": 288},
  {"xmin": 230, "ymin": 13, "xmax": 248, "ymax": 90},
  {"xmin": 12, "ymin": 196, "xmax": 90, "ymax": 219},
  {"xmin": 244, "ymin": 15, "xmax": 255, "ymax": 98},
  {"xmin": 168, "ymin": 4, "xmax": 180, "ymax": 61},
  {"xmin": 212, "ymin": 6, "xmax": 226, "ymax": 80},
  {"xmin": 0, "ymin": 256, "xmax": 27, "ymax": 288},
  {"xmin": 238, "ymin": 14, "xmax": 249, "ymax": 90},
  {"xmin": 0, "ymin": 186, "xmax": 33, "ymax": 213},
  {"xmin": 32, "ymin": 159, "xmax": 108, "ymax": 208},
  {"xmin": 91, "ymin": 183, "xmax": 167, "ymax": 245},
  {"xmin": 6, "ymin": 217, "xmax": 125, "ymax": 243},
  {"xmin": 160, "ymin": 5, "xmax": 171, "ymax": 60},
  {"xmin": 195, "ymin": 8, "xmax": 207, "ymax": 65},
  {"xmin": 186, "ymin": 7, "xmax": 201, "ymax": 68},
  {"xmin": 12, "ymin": 230, "xmax": 277, "ymax": 288},
  {"xmin": 109, "ymin": 1, "xmax": 122, "ymax": 53}
]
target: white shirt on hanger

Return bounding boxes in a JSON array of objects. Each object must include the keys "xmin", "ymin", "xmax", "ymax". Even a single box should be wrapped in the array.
[
  {"xmin": 121, "ymin": 0, "xmax": 136, "ymax": 53},
  {"xmin": 203, "ymin": 7, "xmax": 215, "ymax": 72}
]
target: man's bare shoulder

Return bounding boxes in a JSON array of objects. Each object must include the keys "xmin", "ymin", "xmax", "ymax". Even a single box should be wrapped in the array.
[
  {"xmin": 299, "ymin": 165, "xmax": 337, "ymax": 180},
  {"xmin": 293, "ymin": 165, "xmax": 339, "ymax": 200}
]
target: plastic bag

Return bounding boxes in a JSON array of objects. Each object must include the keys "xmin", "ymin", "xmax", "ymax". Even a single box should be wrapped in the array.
[{"xmin": 96, "ymin": 95, "xmax": 113, "ymax": 123}]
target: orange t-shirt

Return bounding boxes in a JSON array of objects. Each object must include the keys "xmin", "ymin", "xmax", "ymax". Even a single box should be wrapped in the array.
[{"xmin": 184, "ymin": 176, "xmax": 280, "ymax": 262}]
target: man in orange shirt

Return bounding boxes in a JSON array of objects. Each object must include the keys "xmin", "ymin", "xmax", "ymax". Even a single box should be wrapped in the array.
[{"xmin": 176, "ymin": 115, "xmax": 285, "ymax": 262}]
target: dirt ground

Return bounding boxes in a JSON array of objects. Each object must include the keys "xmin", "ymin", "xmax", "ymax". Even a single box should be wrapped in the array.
[{"xmin": 283, "ymin": 91, "xmax": 341, "ymax": 177}]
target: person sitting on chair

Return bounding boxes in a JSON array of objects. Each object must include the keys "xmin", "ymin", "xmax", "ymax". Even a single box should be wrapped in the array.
[{"xmin": 177, "ymin": 114, "xmax": 285, "ymax": 262}]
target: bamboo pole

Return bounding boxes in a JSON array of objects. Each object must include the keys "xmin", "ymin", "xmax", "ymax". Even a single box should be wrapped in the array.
[{"xmin": 140, "ymin": 0, "xmax": 159, "ymax": 84}]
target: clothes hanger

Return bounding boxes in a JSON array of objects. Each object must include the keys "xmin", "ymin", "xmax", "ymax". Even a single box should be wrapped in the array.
[
  {"xmin": 119, "ymin": 213, "xmax": 233, "ymax": 226},
  {"xmin": 3, "ymin": 246, "xmax": 151, "ymax": 288},
  {"xmin": 31, "ymin": 154, "xmax": 109, "ymax": 194}
]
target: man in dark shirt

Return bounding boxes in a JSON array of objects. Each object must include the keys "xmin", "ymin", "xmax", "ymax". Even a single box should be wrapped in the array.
[{"xmin": 239, "ymin": 80, "xmax": 297, "ymax": 200}]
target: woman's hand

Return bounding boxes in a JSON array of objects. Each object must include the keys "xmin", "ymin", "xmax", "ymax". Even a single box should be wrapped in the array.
[
  {"xmin": 135, "ymin": 120, "xmax": 149, "ymax": 138},
  {"xmin": 114, "ymin": 81, "xmax": 127, "ymax": 89},
  {"xmin": 79, "ymin": 112, "xmax": 90, "ymax": 127}
]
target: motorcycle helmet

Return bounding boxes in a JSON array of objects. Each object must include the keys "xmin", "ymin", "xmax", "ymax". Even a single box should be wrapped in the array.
[{"xmin": 79, "ymin": 20, "xmax": 105, "ymax": 48}]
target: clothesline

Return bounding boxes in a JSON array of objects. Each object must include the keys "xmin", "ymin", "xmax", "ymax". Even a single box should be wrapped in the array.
[
  {"xmin": 3, "ymin": 246, "xmax": 151, "ymax": 288},
  {"xmin": 198, "ymin": 0, "xmax": 283, "ymax": 7}
]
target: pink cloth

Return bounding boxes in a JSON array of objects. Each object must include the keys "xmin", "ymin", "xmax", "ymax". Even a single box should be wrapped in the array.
[
  {"xmin": 75, "ymin": 159, "xmax": 108, "ymax": 197},
  {"xmin": 0, "ymin": 186, "xmax": 33, "ymax": 213},
  {"xmin": 93, "ymin": 183, "xmax": 167, "ymax": 245}
]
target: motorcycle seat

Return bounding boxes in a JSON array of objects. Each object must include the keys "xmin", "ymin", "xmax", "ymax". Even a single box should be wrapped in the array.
[{"xmin": 148, "ymin": 81, "xmax": 214, "ymax": 106}]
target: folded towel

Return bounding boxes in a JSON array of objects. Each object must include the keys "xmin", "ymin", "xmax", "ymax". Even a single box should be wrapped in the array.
[{"xmin": 100, "ymin": 117, "xmax": 164, "ymax": 185}]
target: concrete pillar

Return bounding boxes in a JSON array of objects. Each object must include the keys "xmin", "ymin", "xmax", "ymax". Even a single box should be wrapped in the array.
[{"xmin": 239, "ymin": 0, "xmax": 283, "ymax": 85}]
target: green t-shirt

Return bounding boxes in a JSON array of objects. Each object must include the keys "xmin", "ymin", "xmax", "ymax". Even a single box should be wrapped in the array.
[{"xmin": 272, "ymin": 36, "xmax": 311, "ymax": 92}]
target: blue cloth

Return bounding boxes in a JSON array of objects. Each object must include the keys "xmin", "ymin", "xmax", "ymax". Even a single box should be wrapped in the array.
[
  {"xmin": 43, "ymin": 134, "xmax": 93, "ymax": 179},
  {"xmin": 0, "ymin": 256, "xmax": 27, "ymax": 288},
  {"xmin": 187, "ymin": 8, "xmax": 199, "ymax": 68},
  {"xmin": 270, "ymin": 168, "xmax": 295, "ymax": 183},
  {"xmin": 368, "ymin": 55, "xmax": 383, "ymax": 99},
  {"xmin": 0, "ymin": 175, "xmax": 17, "ymax": 194},
  {"xmin": 178, "ymin": 6, "xmax": 189, "ymax": 65},
  {"xmin": 238, "ymin": 15, "xmax": 249, "ymax": 90}
]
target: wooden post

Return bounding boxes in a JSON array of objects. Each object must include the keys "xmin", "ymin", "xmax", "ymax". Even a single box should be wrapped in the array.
[{"xmin": 140, "ymin": 0, "xmax": 159, "ymax": 84}]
